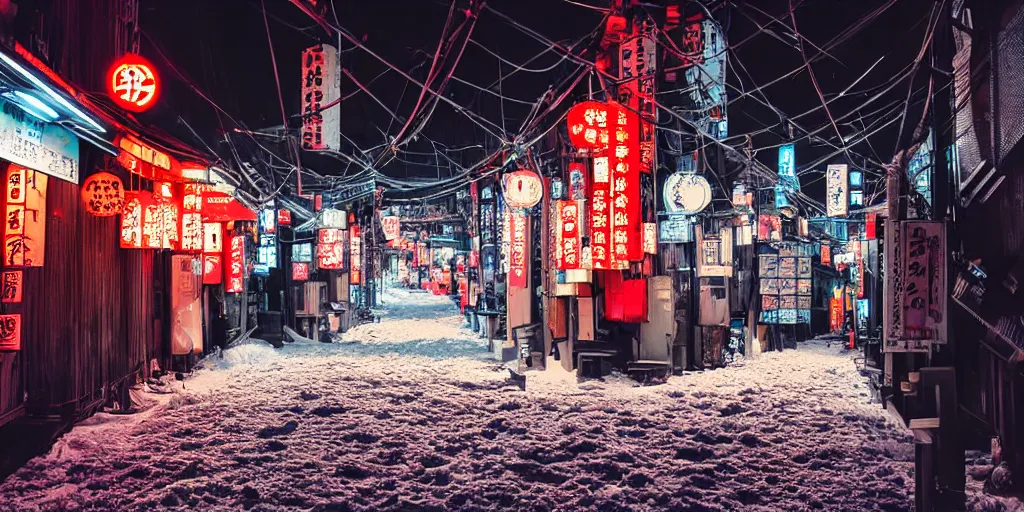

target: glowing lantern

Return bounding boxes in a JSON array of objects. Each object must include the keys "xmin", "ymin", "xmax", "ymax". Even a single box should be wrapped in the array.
[
  {"xmin": 107, "ymin": 53, "xmax": 160, "ymax": 113},
  {"xmin": 81, "ymin": 172, "xmax": 125, "ymax": 217},
  {"xmin": 501, "ymin": 169, "xmax": 543, "ymax": 209},
  {"xmin": 566, "ymin": 101, "xmax": 611, "ymax": 150}
]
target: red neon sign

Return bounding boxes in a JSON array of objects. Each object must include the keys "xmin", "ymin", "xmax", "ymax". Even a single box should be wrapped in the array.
[
  {"xmin": 292, "ymin": 262, "xmax": 310, "ymax": 281},
  {"xmin": 317, "ymin": 228, "xmax": 345, "ymax": 270},
  {"xmin": 508, "ymin": 211, "xmax": 528, "ymax": 288},
  {"xmin": 225, "ymin": 235, "xmax": 245, "ymax": 293},
  {"xmin": 556, "ymin": 200, "xmax": 582, "ymax": 270},
  {"xmin": 203, "ymin": 255, "xmax": 222, "ymax": 285},
  {"xmin": 108, "ymin": 53, "xmax": 160, "ymax": 113},
  {"xmin": 610, "ymin": 103, "xmax": 642, "ymax": 263}
]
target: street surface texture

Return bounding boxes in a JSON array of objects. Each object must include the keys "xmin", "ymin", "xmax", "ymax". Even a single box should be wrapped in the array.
[{"xmin": 0, "ymin": 287, "xmax": 1016, "ymax": 511}]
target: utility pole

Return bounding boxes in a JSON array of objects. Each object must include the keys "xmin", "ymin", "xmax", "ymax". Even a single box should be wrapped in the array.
[{"xmin": 929, "ymin": 0, "xmax": 964, "ymax": 509}]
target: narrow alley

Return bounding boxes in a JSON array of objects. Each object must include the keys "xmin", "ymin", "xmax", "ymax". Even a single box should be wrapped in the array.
[{"xmin": 1, "ymin": 288, "xmax": 928, "ymax": 511}]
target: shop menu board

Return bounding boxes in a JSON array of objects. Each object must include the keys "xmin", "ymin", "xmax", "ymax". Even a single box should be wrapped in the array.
[{"xmin": 759, "ymin": 243, "xmax": 813, "ymax": 324}]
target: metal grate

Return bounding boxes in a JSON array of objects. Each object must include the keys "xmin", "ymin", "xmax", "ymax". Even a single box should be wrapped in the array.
[
  {"xmin": 954, "ymin": 37, "xmax": 982, "ymax": 182},
  {"xmin": 998, "ymin": 7, "xmax": 1024, "ymax": 163}
]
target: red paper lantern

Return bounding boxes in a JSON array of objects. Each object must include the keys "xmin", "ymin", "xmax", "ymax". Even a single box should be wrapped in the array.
[
  {"xmin": 566, "ymin": 101, "xmax": 611, "ymax": 150},
  {"xmin": 81, "ymin": 172, "xmax": 124, "ymax": 217},
  {"xmin": 107, "ymin": 53, "xmax": 160, "ymax": 113}
]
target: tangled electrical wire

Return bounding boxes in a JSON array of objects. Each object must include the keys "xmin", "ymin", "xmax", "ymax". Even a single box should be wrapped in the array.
[{"xmin": 141, "ymin": 0, "xmax": 962, "ymax": 215}]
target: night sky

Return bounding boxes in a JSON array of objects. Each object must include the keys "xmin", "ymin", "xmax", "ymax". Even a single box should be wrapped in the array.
[{"xmin": 133, "ymin": 0, "xmax": 933, "ymax": 202}]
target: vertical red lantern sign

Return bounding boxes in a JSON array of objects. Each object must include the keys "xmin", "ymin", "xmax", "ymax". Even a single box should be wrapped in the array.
[
  {"xmin": 508, "ymin": 211, "xmax": 528, "ymax": 287},
  {"xmin": 4, "ymin": 165, "xmax": 47, "ymax": 267},
  {"xmin": 180, "ymin": 185, "xmax": 203, "ymax": 252},
  {"xmin": 590, "ymin": 156, "xmax": 612, "ymax": 270},
  {"xmin": 225, "ymin": 235, "xmax": 245, "ymax": 293},
  {"xmin": 610, "ymin": 104, "xmax": 642, "ymax": 263},
  {"xmin": 292, "ymin": 262, "xmax": 310, "ymax": 281},
  {"xmin": 120, "ymin": 191, "xmax": 146, "ymax": 248},
  {"xmin": 557, "ymin": 201, "xmax": 582, "ymax": 270},
  {"xmin": 350, "ymin": 225, "xmax": 362, "ymax": 285}
]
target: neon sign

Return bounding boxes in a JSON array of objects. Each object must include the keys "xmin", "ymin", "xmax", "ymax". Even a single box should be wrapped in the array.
[
  {"xmin": 108, "ymin": 53, "xmax": 160, "ymax": 113},
  {"xmin": 225, "ymin": 235, "xmax": 245, "ymax": 293}
]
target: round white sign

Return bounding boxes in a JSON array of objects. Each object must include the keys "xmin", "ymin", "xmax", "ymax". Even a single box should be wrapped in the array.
[{"xmin": 664, "ymin": 172, "xmax": 712, "ymax": 213}]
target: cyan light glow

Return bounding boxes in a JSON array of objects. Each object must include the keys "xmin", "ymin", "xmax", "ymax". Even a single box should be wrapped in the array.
[{"xmin": 0, "ymin": 51, "xmax": 106, "ymax": 132}]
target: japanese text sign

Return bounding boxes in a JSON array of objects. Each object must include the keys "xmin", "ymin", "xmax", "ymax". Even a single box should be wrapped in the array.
[
  {"xmin": 225, "ymin": 235, "xmax": 245, "ymax": 293},
  {"xmin": 5, "ymin": 165, "xmax": 47, "ymax": 266}
]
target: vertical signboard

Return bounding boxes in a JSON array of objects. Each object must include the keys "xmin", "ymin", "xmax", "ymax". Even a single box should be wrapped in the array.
[
  {"xmin": 180, "ymin": 184, "xmax": 203, "ymax": 252},
  {"xmin": 1, "ymin": 270, "xmax": 22, "ymax": 303},
  {"xmin": 317, "ymin": 228, "xmax": 345, "ymax": 270},
  {"xmin": 300, "ymin": 44, "xmax": 340, "ymax": 151},
  {"xmin": 902, "ymin": 221, "xmax": 946, "ymax": 342},
  {"xmin": 777, "ymin": 144, "xmax": 798, "ymax": 191},
  {"xmin": 590, "ymin": 156, "xmax": 612, "ymax": 269},
  {"xmin": 556, "ymin": 200, "xmax": 582, "ymax": 270},
  {"xmin": 610, "ymin": 104, "xmax": 642, "ymax": 263},
  {"xmin": 5, "ymin": 165, "xmax": 47, "ymax": 267},
  {"xmin": 349, "ymin": 225, "xmax": 362, "ymax": 285},
  {"xmin": 225, "ymin": 235, "xmax": 245, "ymax": 293},
  {"xmin": 508, "ymin": 211, "xmax": 528, "ymax": 288},
  {"xmin": 826, "ymin": 164, "xmax": 849, "ymax": 217}
]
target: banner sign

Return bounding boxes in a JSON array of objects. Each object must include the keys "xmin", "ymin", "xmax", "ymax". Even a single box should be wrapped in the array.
[
  {"xmin": 300, "ymin": 44, "xmax": 340, "ymax": 151},
  {"xmin": 508, "ymin": 210, "xmax": 528, "ymax": 288},
  {"xmin": 883, "ymin": 221, "xmax": 948, "ymax": 351},
  {"xmin": 590, "ymin": 156, "xmax": 612, "ymax": 269},
  {"xmin": 317, "ymin": 228, "xmax": 345, "ymax": 270},
  {"xmin": 826, "ymin": 164, "xmax": 849, "ymax": 217},
  {"xmin": 380, "ymin": 215, "xmax": 400, "ymax": 241},
  {"xmin": 556, "ymin": 200, "xmax": 582, "ymax": 270},
  {"xmin": 349, "ymin": 226, "xmax": 362, "ymax": 284},
  {"xmin": 902, "ymin": 222, "xmax": 946, "ymax": 341},
  {"xmin": 777, "ymin": 144, "xmax": 799, "ymax": 191},
  {"xmin": 0, "ymin": 99, "xmax": 79, "ymax": 184},
  {"xmin": 4, "ymin": 165, "xmax": 47, "ymax": 266},
  {"xmin": 225, "ymin": 235, "xmax": 245, "ymax": 293}
]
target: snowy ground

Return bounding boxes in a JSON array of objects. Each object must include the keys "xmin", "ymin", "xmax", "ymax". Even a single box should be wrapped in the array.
[{"xmin": 0, "ymin": 287, "xmax": 1019, "ymax": 511}]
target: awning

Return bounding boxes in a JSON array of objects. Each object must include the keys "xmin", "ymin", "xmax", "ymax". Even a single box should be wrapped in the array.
[{"xmin": 203, "ymin": 191, "xmax": 256, "ymax": 222}]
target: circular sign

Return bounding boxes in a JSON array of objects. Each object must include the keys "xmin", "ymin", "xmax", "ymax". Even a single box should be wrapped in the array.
[
  {"xmin": 81, "ymin": 172, "xmax": 125, "ymax": 217},
  {"xmin": 107, "ymin": 53, "xmax": 160, "ymax": 113},
  {"xmin": 502, "ymin": 169, "xmax": 543, "ymax": 209},
  {"xmin": 663, "ymin": 172, "xmax": 712, "ymax": 214}
]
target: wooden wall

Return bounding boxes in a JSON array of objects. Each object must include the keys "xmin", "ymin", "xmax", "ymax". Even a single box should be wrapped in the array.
[{"xmin": 0, "ymin": 155, "xmax": 158, "ymax": 425}]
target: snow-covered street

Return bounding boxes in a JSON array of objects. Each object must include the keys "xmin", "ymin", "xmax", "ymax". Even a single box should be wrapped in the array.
[{"xmin": 0, "ymin": 288, "xmax": 990, "ymax": 511}]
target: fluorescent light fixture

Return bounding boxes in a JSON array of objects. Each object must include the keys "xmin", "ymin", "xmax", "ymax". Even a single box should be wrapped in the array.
[
  {"xmin": 12, "ymin": 90, "xmax": 59, "ymax": 120},
  {"xmin": 0, "ymin": 51, "xmax": 106, "ymax": 133}
]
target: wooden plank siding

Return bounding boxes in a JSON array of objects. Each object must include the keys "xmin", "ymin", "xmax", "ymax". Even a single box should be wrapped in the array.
[{"xmin": 0, "ymin": 151, "xmax": 158, "ymax": 426}]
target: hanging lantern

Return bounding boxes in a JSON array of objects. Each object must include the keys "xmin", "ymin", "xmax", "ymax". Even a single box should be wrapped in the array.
[
  {"xmin": 501, "ymin": 169, "xmax": 543, "ymax": 209},
  {"xmin": 566, "ymin": 101, "xmax": 611, "ymax": 151},
  {"xmin": 81, "ymin": 172, "xmax": 125, "ymax": 217}
]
